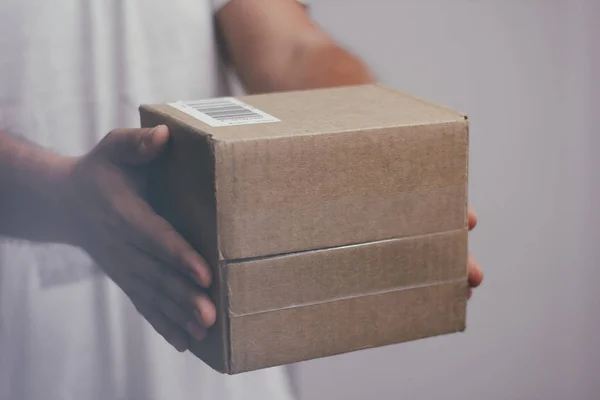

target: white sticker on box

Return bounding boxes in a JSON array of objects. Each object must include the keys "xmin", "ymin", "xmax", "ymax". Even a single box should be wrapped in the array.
[{"xmin": 169, "ymin": 97, "xmax": 280, "ymax": 127}]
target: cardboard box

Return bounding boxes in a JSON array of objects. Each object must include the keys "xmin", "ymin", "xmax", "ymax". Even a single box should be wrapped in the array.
[{"xmin": 139, "ymin": 84, "xmax": 469, "ymax": 374}]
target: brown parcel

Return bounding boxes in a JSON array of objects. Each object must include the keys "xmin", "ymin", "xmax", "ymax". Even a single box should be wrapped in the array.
[{"xmin": 139, "ymin": 84, "xmax": 470, "ymax": 374}]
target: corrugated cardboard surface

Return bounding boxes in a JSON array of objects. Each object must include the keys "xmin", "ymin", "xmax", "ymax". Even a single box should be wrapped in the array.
[
  {"xmin": 181, "ymin": 84, "xmax": 465, "ymax": 141},
  {"xmin": 214, "ymin": 122, "xmax": 467, "ymax": 260},
  {"xmin": 226, "ymin": 229, "xmax": 467, "ymax": 316},
  {"xmin": 139, "ymin": 84, "xmax": 470, "ymax": 374},
  {"xmin": 144, "ymin": 84, "xmax": 468, "ymax": 261},
  {"xmin": 229, "ymin": 280, "xmax": 467, "ymax": 373}
]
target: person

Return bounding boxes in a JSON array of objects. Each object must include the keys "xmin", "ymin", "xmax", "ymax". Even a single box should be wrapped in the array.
[{"xmin": 0, "ymin": 0, "xmax": 484, "ymax": 399}]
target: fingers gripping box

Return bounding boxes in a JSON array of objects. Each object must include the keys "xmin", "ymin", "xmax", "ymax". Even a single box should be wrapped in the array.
[{"xmin": 139, "ymin": 84, "xmax": 470, "ymax": 374}]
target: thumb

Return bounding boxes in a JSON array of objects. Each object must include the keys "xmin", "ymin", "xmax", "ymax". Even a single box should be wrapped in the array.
[{"xmin": 101, "ymin": 125, "xmax": 170, "ymax": 165}]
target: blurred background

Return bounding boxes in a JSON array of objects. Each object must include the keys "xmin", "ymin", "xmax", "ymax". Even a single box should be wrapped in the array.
[{"xmin": 288, "ymin": 1, "xmax": 599, "ymax": 399}]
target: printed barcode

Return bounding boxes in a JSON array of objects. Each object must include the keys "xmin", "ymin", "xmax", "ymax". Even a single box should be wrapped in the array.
[
  {"xmin": 186, "ymin": 99, "xmax": 263, "ymax": 123},
  {"xmin": 169, "ymin": 97, "xmax": 280, "ymax": 127}
]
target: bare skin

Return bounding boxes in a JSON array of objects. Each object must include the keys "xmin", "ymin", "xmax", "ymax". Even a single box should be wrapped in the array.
[
  {"xmin": 0, "ymin": 0, "xmax": 482, "ymax": 352},
  {"xmin": 0, "ymin": 126, "xmax": 215, "ymax": 350}
]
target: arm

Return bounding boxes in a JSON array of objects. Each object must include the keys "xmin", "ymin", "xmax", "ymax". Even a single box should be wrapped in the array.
[
  {"xmin": 0, "ymin": 131, "xmax": 75, "ymax": 243},
  {"xmin": 215, "ymin": 0, "xmax": 374, "ymax": 94}
]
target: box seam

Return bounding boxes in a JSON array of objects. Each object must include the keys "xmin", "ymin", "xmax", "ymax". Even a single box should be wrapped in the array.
[
  {"xmin": 227, "ymin": 277, "xmax": 467, "ymax": 318},
  {"xmin": 209, "ymin": 119, "xmax": 467, "ymax": 143},
  {"xmin": 225, "ymin": 226, "xmax": 468, "ymax": 264}
]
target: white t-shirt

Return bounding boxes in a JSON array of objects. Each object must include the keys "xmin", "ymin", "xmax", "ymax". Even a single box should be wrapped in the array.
[{"xmin": 0, "ymin": 1, "xmax": 298, "ymax": 399}]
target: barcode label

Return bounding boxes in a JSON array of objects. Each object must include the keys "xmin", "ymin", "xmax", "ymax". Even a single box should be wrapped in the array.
[{"xmin": 169, "ymin": 97, "xmax": 280, "ymax": 127}]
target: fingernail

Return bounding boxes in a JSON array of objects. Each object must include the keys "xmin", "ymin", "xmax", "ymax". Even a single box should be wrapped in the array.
[
  {"xmin": 187, "ymin": 321, "xmax": 207, "ymax": 341},
  {"xmin": 196, "ymin": 297, "xmax": 216, "ymax": 327},
  {"xmin": 192, "ymin": 272, "xmax": 208, "ymax": 288},
  {"xmin": 193, "ymin": 263, "xmax": 212, "ymax": 288},
  {"xmin": 143, "ymin": 127, "xmax": 157, "ymax": 146},
  {"xmin": 194, "ymin": 310, "xmax": 204, "ymax": 326}
]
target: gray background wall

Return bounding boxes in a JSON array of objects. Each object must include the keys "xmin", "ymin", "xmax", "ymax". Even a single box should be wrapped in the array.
[{"xmin": 295, "ymin": 1, "xmax": 599, "ymax": 399}]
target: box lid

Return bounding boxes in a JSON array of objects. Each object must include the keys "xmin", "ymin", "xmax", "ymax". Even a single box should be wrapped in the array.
[{"xmin": 151, "ymin": 84, "xmax": 466, "ymax": 142}]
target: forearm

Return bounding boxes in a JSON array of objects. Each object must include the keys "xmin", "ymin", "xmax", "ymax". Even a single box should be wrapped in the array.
[
  {"xmin": 241, "ymin": 40, "xmax": 375, "ymax": 94},
  {"xmin": 0, "ymin": 131, "xmax": 74, "ymax": 243},
  {"xmin": 215, "ymin": 0, "xmax": 375, "ymax": 94},
  {"xmin": 285, "ymin": 41, "xmax": 375, "ymax": 91}
]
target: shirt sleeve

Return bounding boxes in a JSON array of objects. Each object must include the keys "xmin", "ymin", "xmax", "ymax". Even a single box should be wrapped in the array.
[{"xmin": 212, "ymin": 0, "xmax": 309, "ymax": 14}]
